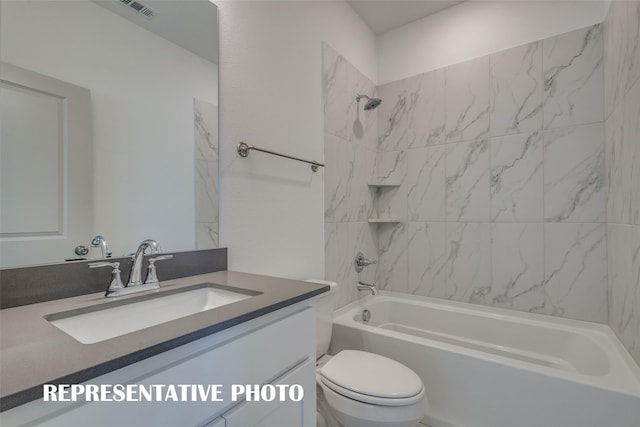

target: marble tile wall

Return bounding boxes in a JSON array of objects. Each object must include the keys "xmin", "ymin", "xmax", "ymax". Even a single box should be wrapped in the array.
[
  {"xmin": 604, "ymin": 1, "xmax": 640, "ymax": 365},
  {"xmin": 376, "ymin": 23, "xmax": 608, "ymax": 323},
  {"xmin": 323, "ymin": 43, "xmax": 378, "ymax": 309},
  {"xmin": 194, "ymin": 98, "xmax": 219, "ymax": 249}
]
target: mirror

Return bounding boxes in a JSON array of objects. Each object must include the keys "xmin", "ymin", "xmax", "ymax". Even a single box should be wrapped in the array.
[{"xmin": 0, "ymin": 0, "xmax": 219, "ymax": 268}]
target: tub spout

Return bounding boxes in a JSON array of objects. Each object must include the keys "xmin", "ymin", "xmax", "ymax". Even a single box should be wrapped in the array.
[{"xmin": 357, "ymin": 281, "xmax": 379, "ymax": 296}]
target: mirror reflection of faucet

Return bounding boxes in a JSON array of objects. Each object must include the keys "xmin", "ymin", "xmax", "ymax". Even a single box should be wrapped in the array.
[
  {"xmin": 90, "ymin": 235, "xmax": 112, "ymax": 258},
  {"xmin": 69, "ymin": 235, "xmax": 112, "ymax": 261},
  {"xmin": 69, "ymin": 245, "xmax": 90, "ymax": 261}
]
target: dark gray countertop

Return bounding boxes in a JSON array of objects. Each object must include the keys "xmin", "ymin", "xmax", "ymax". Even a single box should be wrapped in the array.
[{"xmin": 0, "ymin": 271, "xmax": 328, "ymax": 411}]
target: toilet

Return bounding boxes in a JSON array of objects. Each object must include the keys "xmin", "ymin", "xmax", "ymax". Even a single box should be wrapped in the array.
[{"xmin": 309, "ymin": 280, "xmax": 427, "ymax": 427}]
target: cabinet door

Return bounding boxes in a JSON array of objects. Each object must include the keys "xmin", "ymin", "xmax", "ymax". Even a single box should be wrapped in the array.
[
  {"xmin": 1, "ymin": 307, "xmax": 314, "ymax": 427},
  {"xmin": 223, "ymin": 358, "xmax": 316, "ymax": 427}
]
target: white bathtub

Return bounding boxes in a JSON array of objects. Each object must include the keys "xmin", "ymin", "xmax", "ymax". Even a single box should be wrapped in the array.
[{"xmin": 330, "ymin": 293, "xmax": 640, "ymax": 427}]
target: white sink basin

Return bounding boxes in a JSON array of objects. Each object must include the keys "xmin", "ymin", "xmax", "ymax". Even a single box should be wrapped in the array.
[{"xmin": 46, "ymin": 284, "xmax": 254, "ymax": 344}]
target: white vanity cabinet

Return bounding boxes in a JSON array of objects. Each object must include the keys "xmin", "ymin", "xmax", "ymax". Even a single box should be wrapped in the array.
[
  {"xmin": 220, "ymin": 358, "xmax": 316, "ymax": 427},
  {"xmin": 1, "ymin": 304, "xmax": 316, "ymax": 427}
]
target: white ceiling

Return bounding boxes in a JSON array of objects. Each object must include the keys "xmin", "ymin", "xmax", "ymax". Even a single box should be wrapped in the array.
[
  {"xmin": 94, "ymin": 0, "xmax": 218, "ymax": 63},
  {"xmin": 347, "ymin": 0, "xmax": 466, "ymax": 35}
]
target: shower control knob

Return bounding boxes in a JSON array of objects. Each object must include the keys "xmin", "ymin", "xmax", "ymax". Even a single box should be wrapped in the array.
[{"xmin": 354, "ymin": 252, "xmax": 377, "ymax": 273}]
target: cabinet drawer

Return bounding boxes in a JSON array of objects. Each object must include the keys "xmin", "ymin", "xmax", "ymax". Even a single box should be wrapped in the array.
[
  {"xmin": 2, "ymin": 306, "xmax": 314, "ymax": 427},
  {"xmin": 223, "ymin": 358, "xmax": 316, "ymax": 427}
]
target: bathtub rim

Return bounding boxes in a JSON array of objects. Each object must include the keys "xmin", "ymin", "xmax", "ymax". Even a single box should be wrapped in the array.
[{"xmin": 332, "ymin": 292, "xmax": 640, "ymax": 398}]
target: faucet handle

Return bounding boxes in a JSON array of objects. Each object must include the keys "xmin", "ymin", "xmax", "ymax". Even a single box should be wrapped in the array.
[
  {"xmin": 149, "ymin": 255, "xmax": 173, "ymax": 260},
  {"xmin": 89, "ymin": 261, "xmax": 124, "ymax": 297},
  {"xmin": 354, "ymin": 252, "xmax": 377, "ymax": 273},
  {"xmin": 89, "ymin": 261, "xmax": 120, "ymax": 269},
  {"xmin": 145, "ymin": 255, "xmax": 173, "ymax": 285}
]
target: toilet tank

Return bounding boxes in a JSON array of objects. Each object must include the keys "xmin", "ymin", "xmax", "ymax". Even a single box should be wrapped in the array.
[{"xmin": 305, "ymin": 280, "xmax": 337, "ymax": 358}]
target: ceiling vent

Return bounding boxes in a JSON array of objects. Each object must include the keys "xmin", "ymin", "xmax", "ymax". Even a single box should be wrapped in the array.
[{"xmin": 117, "ymin": 0, "xmax": 155, "ymax": 19}]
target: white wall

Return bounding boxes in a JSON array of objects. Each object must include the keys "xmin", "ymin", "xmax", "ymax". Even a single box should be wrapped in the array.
[
  {"xmin": 378, "ymin": 0, "xmax": 609, "ymax": 84},
  {"xmin": 216, "ymin": 1, "xmax": 376, "ymax": 279},
  {"xmin": 2, "ymin": 1, "xmax": 218, "ymax": 258}
]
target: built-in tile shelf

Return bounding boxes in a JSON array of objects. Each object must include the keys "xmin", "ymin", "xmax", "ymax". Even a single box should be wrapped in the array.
[
  {"xmin": 368, "ymin": 183, "xmax": 402, "ymax": 224},
  {"xmin": 367, "ymin": 182, "xmax": 401, "ymax": 188}
]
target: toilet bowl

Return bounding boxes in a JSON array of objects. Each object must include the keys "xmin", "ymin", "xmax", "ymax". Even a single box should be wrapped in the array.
[
  {"xmin": 308, "ymin": 280, "xmax": 427, "ymax": 427},
  {"xmin": 318, "ymin": 350, "xmax": 426, "ymax": 427}
]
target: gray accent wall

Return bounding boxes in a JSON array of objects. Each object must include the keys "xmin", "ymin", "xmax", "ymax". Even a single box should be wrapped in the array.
[{"xmin": 0, "ymin": 248, "xmax": 227, "ymax": 309}]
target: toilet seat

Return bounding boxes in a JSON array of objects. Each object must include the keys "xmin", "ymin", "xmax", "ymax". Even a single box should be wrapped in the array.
[
  {"xmin": 320, "ymin": 376, "xmax": 425, "ymax": 406},
  {"xmin": 319, "ymin": 350, "xmax": 424, "ymax": 407}
]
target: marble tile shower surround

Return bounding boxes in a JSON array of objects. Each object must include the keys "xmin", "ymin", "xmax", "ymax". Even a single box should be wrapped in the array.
[
  {"xmin": 323, "ymin": 43, "xmax": 378, "ymax": 309},
  {"xmin": 194, "ymin": 99, "xmax": 219, "ymax": 249},
  {"xmin": 322, "ymin": 4, "xmax": 639, "ymax": 363},
  {"xmin": 490, "ymin": 42, "xmax": 543, "ymax": 137},
  {"xmin": 543, "ymin": 24, "xmax": 604, "ymax": 130},
  {"xmin": 374, "ymin": 23, "xmax": 608, "ymax": 324},
  {"xmin": 490, "ymin": 131, "xmax": 543, "ymax": 222},
  {"xmin": 604, "ymin": 0, "xmax": 640, "ymax": 365},
  {"xmin": 445, "ymin": 57, "xmax": 490, "ymax": 143},
  {"xmin": 323, "ymin": 24, "xmax": 612, "ymax": 322},
  {"xmin": 604, "ymin": 0, "xmax": 640, "ymax": 119}
]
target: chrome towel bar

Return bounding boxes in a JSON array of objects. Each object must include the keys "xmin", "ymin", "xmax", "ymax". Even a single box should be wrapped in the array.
[{"xmin": 237, "ymin": 142, "xmax": 325, "ymax": 172}]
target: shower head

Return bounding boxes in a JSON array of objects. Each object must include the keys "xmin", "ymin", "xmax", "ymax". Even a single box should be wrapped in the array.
[{"xmin": 356, "ymin": 94, "xmax": 382, "ymax": 111}]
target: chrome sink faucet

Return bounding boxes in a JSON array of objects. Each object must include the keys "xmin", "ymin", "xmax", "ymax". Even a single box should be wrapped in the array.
[
  {"xmin": 90, "ymin": 239, "xmax": 172, "ymax": 297},
  {"xmin": 127, "ymin": 239, "xmax": 162, "ymax": 287}
]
